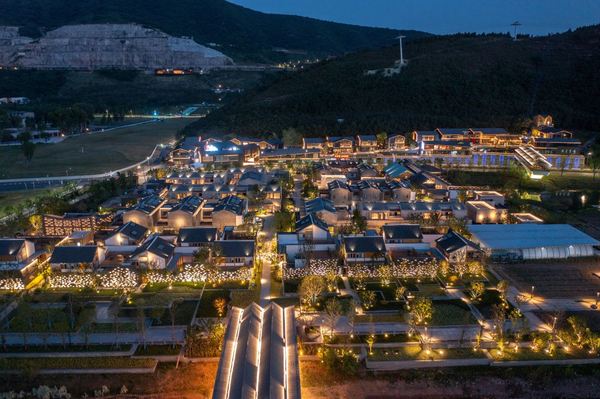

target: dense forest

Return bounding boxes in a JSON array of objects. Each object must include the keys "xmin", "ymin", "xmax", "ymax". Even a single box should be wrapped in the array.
[
  {"xmin": 0, "ymin": 69, "xmax": 266, "ymax": 112},
  {"xmin": 0, "ymin": 0, "xmax": 426, "ymax": 62},
  {"xmin": 186, "ymin": 26, "xmax": 600, "ymax": 138}
]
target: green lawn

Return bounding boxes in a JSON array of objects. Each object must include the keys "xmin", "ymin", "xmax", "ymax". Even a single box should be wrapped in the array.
[
  {"xmin": 0, "ymin": 357, "xmax": 157, "ymax": 370},
  {"xmin": 368, "ymin": 346, "xmax": 487, "ymax": 361},
  {"xmin": 0, "ymin": 118, "xmax": 196, "ymax": 178},
  {"xmin": 0, "ymin": 189, "xmax": 54, "ymax": 215},
  {"xmin": 134, "ymin": 344, "xmax": 181, "ymax": 356},
  {"xmin": 489, "ymin": 347, "xmax": 596, "ymax": 361},
  {"xmin": 431, "ymin": 300, "xmax": 477, "ymax": 326},
  {"xmin": 1, "ymin": 344, "xmax": 132, "ymax": 353},
  {"xmin": 196, "ymin": 290, "xmax": 230, "ymax": 318}
]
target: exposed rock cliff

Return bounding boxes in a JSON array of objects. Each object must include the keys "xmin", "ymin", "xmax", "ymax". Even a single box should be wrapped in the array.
[{"xmin": 0, "ymin": 24, "xmax": 232, "ymax": 70}]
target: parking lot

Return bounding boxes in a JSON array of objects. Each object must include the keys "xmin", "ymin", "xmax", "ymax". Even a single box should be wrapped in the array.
[{"xmin": 492, "ymin": 260, "xmax": 600, "ymax": 299}]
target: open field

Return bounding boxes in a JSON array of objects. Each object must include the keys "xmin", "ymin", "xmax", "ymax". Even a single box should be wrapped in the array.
[
  {"xmin": 0, "ymin": 188, "xmax": 54, "ymax": 215},
  {"xmin": 0, "ymin": 118, "xmax": 196, "ymax": 178},
  {"xmin": 493, "ymin": 261, "xmax": 600, "ymax": 298}
]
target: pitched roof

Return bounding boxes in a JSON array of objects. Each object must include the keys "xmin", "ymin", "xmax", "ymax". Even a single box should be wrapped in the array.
[
  {"xmin": 382, "ymin": 224, "xmax": 423, "ymax": 240},
  {"xmin": 178, "ymin": 227, "xmax": 218, "ymax": 244},
  {"xmin": 435, "ymin": 230, "xmax": 479, "ymax": 254},
  {"xmin": 50, "ymin": 246, "xmax": 98, "ymax": 264},
  {"xmin": 305, "ymin": 198, "xmax": 336, "ymax": 214},
  {"xmin": 0, "ymin": 239, "xmax": 26, "ymax": 257},
  {"xmin": 470, "ymin": 127, "xmax": 511, "ymax": 135},
  {"xmin": 131, "ymin": 235, "xmax": 175, "ymax": 260},
  {"xmin": 384, "ymin": 162, "xmax": 410, "ymax": 178},
  {"xmin": 327, "ymin": 179, "xmax": 350, "ymax": 191},
  {"xmin": 214, "ymin": 240, "xmax": 255, "ymax": 258},
  {"xmin": 295, "ymin": 213, "xmax": 329, "ymax": 233},
  {"xmin": 133, "ymin": 195, "xmax": 164, "ymax": 214},
  {"xmin": 303, "ymin": 137, "xmax": 325, "ymax": 144},
  {"xmin": 343, "ymin": 236, "xmax": 386, "ymax": 253},
  {"xmin": 357, "ymin": 135, "xmax": 377, "ymax": 141},
  {"xmin": 171, "ymin": 196, "xmax": 203, "ymax": 214},
  {"xmin": 213, "ymin": 196, "xmax": 246, "ymax": 216},
  {"xmin": 115, "ymin": 222, "xmax": 147, "ymax": 241}
]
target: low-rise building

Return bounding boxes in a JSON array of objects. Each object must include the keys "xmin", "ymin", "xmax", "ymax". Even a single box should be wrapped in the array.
[
  {"xmin": 295, "ymin": 214, "xmax": 330, "ymax": 241},
  {"xmin": 129, "ymin": 235, "xmax": 176, "ymax": 270},
  {"xmin": 342, "ymin": 235, "xmax": 387, "ymax": 265},
  {"xmin": 382, "ymin": 224, "xmax": 423, "ymax": 244},
  {"xmin": 167, "ymin": 196, "xmax": 203, "ymax": 230},
  {"xmin": 213, "ymin": 240, "xmax": 255, "ymax": 268},
  {"xmin": 178, "ymin": 227, "xmax": 219, "ymax": 247},
  {"xmin": 466, "ymin": 200, "xmax": 507, "ymax": 224},
  {"xmin": 105, "ymin": 222, "xmax": 148, "ymax": 246},
  {"xmin": 123, "ymin": 196, "xmax": 167, "ymax": 231},
  {"xmin": 435, "ymin": 230, "xmax": 481, "ymax": 265},
  {"xmin": 211, "ymin": 195, "xmax": 247, "ymax": 231},
  {"xmin": 49, "ymin": 245, "xmax": 106, "ymax": 272}
]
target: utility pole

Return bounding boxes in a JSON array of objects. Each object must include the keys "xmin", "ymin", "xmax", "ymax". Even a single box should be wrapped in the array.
[
  {"xmin": 397, "ymin": 35, "xmax": 407, "ymax": 66},
  {"xmin": 511, "ymin": 21, "xmax": 522, "ymax": 41}
]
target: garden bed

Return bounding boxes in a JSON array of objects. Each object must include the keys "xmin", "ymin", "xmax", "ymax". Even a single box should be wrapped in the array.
[
  {"xmin": 196, "ymin": 290, "xmax": 230, "ymax": 318},
  {"xmin": 489, "ymin": 347, "xmax": 598, "ymax": 361},
  {"xmin": 430, "ymin": 299, "xmax": 477, "ymax": 326}
]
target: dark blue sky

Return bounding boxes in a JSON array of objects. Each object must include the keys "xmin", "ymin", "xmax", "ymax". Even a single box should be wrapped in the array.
[{"xmin": 229, "ymin": 0, "xmax": 600, "ymax": 35}]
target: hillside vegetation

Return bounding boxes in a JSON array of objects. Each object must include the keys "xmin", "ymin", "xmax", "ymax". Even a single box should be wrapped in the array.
[
  {"xmin": 0, "ymin": 0, "xmax": 425, "ymax": 62},
  {"xmin": 187, "ymin": 26, "xmax": 600, "ymax": 137}
]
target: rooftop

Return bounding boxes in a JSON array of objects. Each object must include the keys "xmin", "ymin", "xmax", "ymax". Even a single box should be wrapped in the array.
[{"xmin": 468, "ymin": 224, "xmax": 600, "ymax": 250}]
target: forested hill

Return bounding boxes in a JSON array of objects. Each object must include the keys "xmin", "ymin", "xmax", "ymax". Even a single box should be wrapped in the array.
[
  {"xmin": 186, "ymin": 26, "xmax": 600, "ymax": 137},
  {"xmin": 0, "ymin": 0, "xmax": 425, "ymax": 62}
]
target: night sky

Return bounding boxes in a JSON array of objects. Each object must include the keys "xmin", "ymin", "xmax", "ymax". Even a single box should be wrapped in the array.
[{"xmin": 229, "ymin": 0, "xmax": 600, "ymax": 35}]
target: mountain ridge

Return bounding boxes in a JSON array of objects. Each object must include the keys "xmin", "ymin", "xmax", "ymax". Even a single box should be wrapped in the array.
[
  {"xmin": 186, "ymin": 25, "xmax": 600, "ymax": 136},
  {"xmin": 0, "ymin": 0, "xmax": 428, "ymax": 62}
]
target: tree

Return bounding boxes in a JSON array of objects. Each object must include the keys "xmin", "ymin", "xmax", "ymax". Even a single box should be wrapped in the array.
[
  {"xmin": 273, "ymin": 209, "xmax": 295, "ymax": 232},
  {"xmin": 301, "ymin": 179, "xmax": 318, "ymax": 199},
  {"xmin": 193, "ymin": 246, "xmax": 211, "ymax": 265},
  {"xmin": 350, "ymin": 209, "xmax": 366, "ymax": 234},
  {"xmin": 359, "ymin": 290, "xmax": 377, "ymax": 310},
  {"xmin": 365, "ymin": 335, "xmax": 375, "ymax": 355},
  {"xmin": 325, "ymin": 270, "xmax": 338, "ymax": 292},
  {"xmin": 469, "ymin": 282, "xmax": 485, "ymax": 301},
  {"xmin": 17, "ymin": 131, "xmax": 31, "ymax": 144},
  {"xmin": 376, "ymin": 132, "xmax": 387, "ymax": 149},
  {"xmin": 77, "ymin": 304, "xmax": 96, "ymax": 348},
  {"xmin": 28, "ymin": 214, "xmax": 43, "ymax": 234},
  {"xmin": 409, "ymin": 296, "xmax": 433, "ymax": 326},
  {"xmin": 567, "ymin": 315, "xmax": 588, "ymax": 348},
  {"xmin": 588, "ymin": 148, "xmax": 600, "ymax": 181},
  {"xmin": 136, "ymin": 299, "xmax": 147, "ymax": 350},
  {"xmin": 299, "ymin": 275, "xmax": 325, "ymax": 309},
  {"xmin": 324, "ymin": 298, "xmax": 343, "ymax": 337},
  {"xmin": 282, "ymin": 128, "xmax": 302, "ymax": 147},
  {"xmin": 213, "ymin": 297, "xmax": 227, "ymax": 317},
  {"xmin": 21, "ymin": 140, "xmax": 35, "ymax": 162},
  {"xmin": 379, "ymin": 265, "xmax": 392, "ymax": 286},
  {"xmin": 394, "ymin": 286, "xmax": 407, "ymax": 301},
  {"xmin": 496, "ymin": 280, "xmax": 509, "ymax": 302}
]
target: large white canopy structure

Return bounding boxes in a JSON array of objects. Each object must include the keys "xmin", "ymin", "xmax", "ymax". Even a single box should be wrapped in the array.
[
  {"xmin": 469, "ymin": 224, "xmax": 599, "ymax": 260},
  {"xmin": 212, "ymin": 303, "xmax": 301, "ymax": 399}
]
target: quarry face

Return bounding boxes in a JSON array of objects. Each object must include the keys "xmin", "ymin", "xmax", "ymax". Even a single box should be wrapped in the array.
[{"xmin": 0, "ymin": 24, "xmax": 233, "ymax": 70}]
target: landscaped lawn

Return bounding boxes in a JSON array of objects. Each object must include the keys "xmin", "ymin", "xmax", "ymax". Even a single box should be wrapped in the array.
[
  {"xmin": 152, "ymin": 300, "xmax": 199, "ymax": 326},
  {"xmin": 489, "ymin": 347, "xmax": 597, "ymax": 361},
  {"xmin": 143, "ymin": 282, "xmax": 204, "ymax": 293},
  {"xmin": 196, "ymin": 290, "xmax": 230, "ymax": 318},
  {"xmin": 0, "ymin": 357, "xmax": 157, "ymax": 370},
  {"xmin": 1, "ymin": 344, "xmax": 132, "ymax": 353},
  {"xmin": 283, "ymin": 279, "xmax": 300, "ymax": 294},
  {"xmin": 367, "ymin": 346, "xmax": 487, "ymax": 361},
  {"xmin": 468, "ymin": 289, "xmax": 515, "ymax": 319},
  {"xmin": 0, "ymin": 118, "xmax": 195, "ymax": 178},
  {"xmin": 325, "ymin": 333, "xmax": 417, "ymax": 345},
  {"xmin": 134, "ymin": 345, "xmax": 182, "ymax": 356},
  {"xmin": 89, "ymin": 322, "xmax": 138, "ymax": 333},
  {"xmin": 430, "ymin": 300, "xmax": 477, "ymax": 326},
  {"xmin": 8, "ymin": 304, "xmax": 72, "ymax": 332}
]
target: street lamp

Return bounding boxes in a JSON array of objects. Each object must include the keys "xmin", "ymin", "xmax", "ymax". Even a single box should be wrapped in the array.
[{"xmin": 530, "ymin": 285, "xmax": 535, "ymax": 300}]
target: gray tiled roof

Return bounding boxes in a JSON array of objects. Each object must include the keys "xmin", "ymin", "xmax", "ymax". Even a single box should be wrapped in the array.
[
  {"xmin": 295, "ymin": 213, "xmax": 329, "ymax": 233},
  {"xmin": 178, "ymin": 227, "xmax": 218, "ymax": 244},
  {"xmin": 382, "ymin": 224, "xmax": 423, "ymax": 240},
  {"xmin": 343, "ymin": 236, "xmax": 386, "ymax": 253},
  {"xmin": 0, "ymin": 239, "xmax": 25, "ymax": 257},
  {"xmin": 50, "ymin": 246, "xmax": 98, "ymax": 264},
  {"xmin": 214, "ymin": 240, "xmax": 255, "ymax": 258}
]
